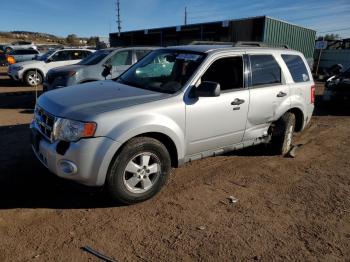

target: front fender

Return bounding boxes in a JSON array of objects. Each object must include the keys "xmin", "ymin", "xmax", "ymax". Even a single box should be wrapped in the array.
[{"xmin": 105, "ymin": 114, "xmax": 185, "ymax": 160}]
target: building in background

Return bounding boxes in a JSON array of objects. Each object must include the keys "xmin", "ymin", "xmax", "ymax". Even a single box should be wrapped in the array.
[
  {"xmin": 314, "ymin": 38, "xmax": 350, "ymax": 71},
  {"xmin": 110, "ymin": 16, "xmax": 316, "ymax": 60}
]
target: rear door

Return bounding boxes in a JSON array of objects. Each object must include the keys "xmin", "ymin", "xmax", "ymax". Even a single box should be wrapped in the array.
[
  {"xmin": 245, "ymin": 54, "xmax": 290, "ymax": 139},
  {"xmin": 69, "ymin": 50, "xmax": 85, "ymax": 64},
  {"xmin": 281, "ymin": 54, "xmax": 314, "ymax": 117}
]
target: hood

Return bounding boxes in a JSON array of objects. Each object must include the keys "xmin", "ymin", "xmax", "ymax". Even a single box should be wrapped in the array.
[
  {"xmin": 14, "ymin": 60, "xmax": 44, "ymax": 67},
  {"xmin": 38, "ymin": 80, "xmax": 170, "ymax": 120},
  {"xmin": 49, "ymin": 64, "xmax": 85, "ymax": 74}
]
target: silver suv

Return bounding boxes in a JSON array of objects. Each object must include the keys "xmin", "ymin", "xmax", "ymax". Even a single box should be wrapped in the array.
[
  {"xmin": 30, "ymin": 45, "xmax": 315, "ymax": 204},
  {"xmin": 44, "ymin": 47, "xmax": 156, "ymax": 91}
]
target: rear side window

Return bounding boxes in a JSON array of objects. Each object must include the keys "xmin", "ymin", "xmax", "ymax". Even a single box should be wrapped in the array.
[
  {"xmin": 12, "ymin": 50, "xmax": 37, "ymax": 55},
  {"xmin": 250, "ymin": 55, "xmax": 281, "ymax": 87},
  {"xmin": 135, "ymin": 50, "xmax": 151, "ymax": 61},
  {"xmin": 282, "ymin": 54, "xmax": 310, "ymax": 83},
  {"xmin": 70, "ymin": 50, "xmax": 84, "ymax": 60}
]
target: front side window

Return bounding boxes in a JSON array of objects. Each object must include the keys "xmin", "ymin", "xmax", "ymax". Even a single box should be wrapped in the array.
[
  {"xmin": 111, "ymin": 51, "xmax": 132, "ymax": 66},
  {"xmin": 250, "ymin": 55, "xmax": 281, "ymax": 87},
  {"xmin": 51, "ymin": 51, "xmax": 70, "ymax": 62},
  {"xmin": 116, "ymin": 49, "xmax": 205, "ymax": 94},
  {"xmin": 282, "ymin": 54, "xmax": 310, "ymax": 83},
  {"xmin": 201, "ymin": 57, "xmax": 243, "ymax": 91}
]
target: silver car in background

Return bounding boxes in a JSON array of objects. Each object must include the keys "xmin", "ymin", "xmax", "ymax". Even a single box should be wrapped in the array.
[
  {"xmin": 44, "ymin": 47, "xmax": 156, "ymax": 91},
  {"xmin": 31, "ymin": 45, "xmax": 315, "ymax": 204},
  {"xmin": 5, "ymin": 41, "xmax": 37, "ymax": 52},
  {"xmin": 7, "ymin": 49, "xmax": 40, "ymax": 63}
]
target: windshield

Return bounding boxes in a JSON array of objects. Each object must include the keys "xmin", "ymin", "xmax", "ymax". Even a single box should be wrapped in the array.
[
  {"xmin": 78, "ymin": 49, "xmax": 113, "ymax": 65},
  {"xmin": 36, "ymin": 50, "xmax": 55, "ymax": 61},
  {"xmin": 116, "ymin": 49, "xmax": 205, "ymax": 94}
]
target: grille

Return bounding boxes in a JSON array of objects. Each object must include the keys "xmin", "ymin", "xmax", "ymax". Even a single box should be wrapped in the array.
[{"xmin": 35, "ymin": 106, "xmax": 55, "ymax": 141}]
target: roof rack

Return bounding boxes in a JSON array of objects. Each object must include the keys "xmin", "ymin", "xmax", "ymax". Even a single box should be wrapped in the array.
[
  {"xmin": 232, "ymin": 41, "xmax": 290, "ymax": 49},
  {"xmin": 189, "ymin": 41, "xmax": 233, "ymax": 45}
]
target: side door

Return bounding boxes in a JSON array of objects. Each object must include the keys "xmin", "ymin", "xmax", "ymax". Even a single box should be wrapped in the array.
[
  {"xmin": 68, "ymin": 50, "xmax": 85, "ymax": 64},
  {"xmin": 244, "ymin": 54, "xmax": 290, "ymax": 140},
  {"xmin": 281, "ymin": 54, "xmax": 313, "ymax": 114},
  {"xmin": 45, "ymin": 50, "xmax": 73, "ymax": 71},
  {"xmin": 185, "ymin": 54, "xmax": 250, "ymax": 155},
  {"xmin": 107, "ymin": 50, "xmax": 133, "ymax": 78}
]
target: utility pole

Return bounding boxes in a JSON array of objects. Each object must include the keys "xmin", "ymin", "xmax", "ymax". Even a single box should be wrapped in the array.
[
  {"xmin": 116, "ymin": 0, "xmax": 121, "ymax": 36},
  {"xmin": 184, "ymin": 6, "xmax": 187, "ymax": 25}
]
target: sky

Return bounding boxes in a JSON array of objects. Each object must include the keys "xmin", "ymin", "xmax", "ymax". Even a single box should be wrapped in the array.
[{"xmin": 1, "ymin": 0, "xmax": 350, "ymax": 38}]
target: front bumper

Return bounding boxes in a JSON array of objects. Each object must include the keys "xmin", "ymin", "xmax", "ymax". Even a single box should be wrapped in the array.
[
  {"xmin": 7, "ymin": 69, "xmax": 20, "ymax": 81},
  {"xmin": 30, "ymin": 123, "xmax": 121, "ymax": 186}
]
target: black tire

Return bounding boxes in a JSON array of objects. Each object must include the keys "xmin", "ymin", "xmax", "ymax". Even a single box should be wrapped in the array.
[
  {"xmin": 24, "ymin": 70, "xmax": 43, "ymax": 86},
  {"xmin": 270, "ymin": 112, "xmax": 296, "ymax": 155},
  {"xmin": 106, "ymin": 137, "xmax": 171, "ymax": 204}
]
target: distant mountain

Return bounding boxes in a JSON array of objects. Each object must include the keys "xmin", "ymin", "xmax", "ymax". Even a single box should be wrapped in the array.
[{"xmin": 0, "ymin": 31, "xmax": 65, "ymax": 44}]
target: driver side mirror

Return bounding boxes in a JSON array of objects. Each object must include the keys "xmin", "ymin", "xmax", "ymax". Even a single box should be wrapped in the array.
[
  {"xmin": 101, "ymin": 64, "xmax": 112, "ymax": 79},
  {"xmin": 195, "ymin": 81, "xmax": 220, "ymax": 97},
  {"xmin": 46, "ymin": 58, "xmax": 53, "ymax": 63}
]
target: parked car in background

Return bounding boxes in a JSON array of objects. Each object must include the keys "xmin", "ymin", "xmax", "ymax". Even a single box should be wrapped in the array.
[
  {"xmin": 4, "ymin": 41, "xmax": 37, "ymax": 52},
  {"xmin": 44, "ymin": 47, "xmax": 156, "ymax": 91},
  {"xmin": 31, "ymin": 45, "xmax": 315, "ymax": 204},
  {"xmin": 6, "ymin": 49, "xmax": 40, "ymax": 64},
  {"xmin": 0, "ymin": 53, "xmax": 7, "ymax": 66},
  {"xmin": 7, "ymin": 48, "xmax": 95, "ymax": 86},
  {"xmin": 323, "ymin": 67, "xmax": 350, "ymax": 102},
  {"xmin": 0, "ymin": 44, "xmax": 6, "ymax": 53}
]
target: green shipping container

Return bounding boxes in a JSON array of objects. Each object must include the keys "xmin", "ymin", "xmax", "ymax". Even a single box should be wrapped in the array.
[
  {"xmin": 263, "ymin": 17, "xmax": 316, "ymax": 59},
  {"xmin": 110, "ymin": 16, "xmax": 316, "ymax": 59}
]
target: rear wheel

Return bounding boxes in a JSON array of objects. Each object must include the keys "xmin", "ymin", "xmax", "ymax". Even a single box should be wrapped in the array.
[
  {"xmin": 24, "ymin": 70, "xmax": 43, "ymax": 86},
  {"xmin": 106, "ymin": 137, "xmax": 171, "ymax": 204},
  {"xmin": 270, "ymin": 112, "xmax": 295, "ymax": 155}
]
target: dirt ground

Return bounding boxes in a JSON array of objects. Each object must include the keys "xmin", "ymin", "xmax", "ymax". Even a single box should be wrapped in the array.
[{"xmin": 0, "ymin": 66, "xmax": 349, "ymax": 262}]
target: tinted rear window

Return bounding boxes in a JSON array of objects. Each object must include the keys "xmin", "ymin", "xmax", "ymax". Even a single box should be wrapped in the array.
[
  {"xmin": 282, "ymin": 54, "xmax": 310, "ymax": 83},
  {"xmin": 11, "ymin": 49, "xmax": 38, "ymax": 55},
  {"xmin": 250, "ymin": 55, "xmax": 281, "ymax": 87}
]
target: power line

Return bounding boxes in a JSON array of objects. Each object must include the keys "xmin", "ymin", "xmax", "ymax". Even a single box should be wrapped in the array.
[
  {"xmin": 116, "ymin": 0, "xmax": 121, "ymax": 36},
  {"xmin": 318, "ymin": 27, "xmax": 350, "ymax": 33}
]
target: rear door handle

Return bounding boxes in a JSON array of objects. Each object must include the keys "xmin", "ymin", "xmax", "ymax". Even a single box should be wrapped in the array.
[
  {"xmin": 277, "ymin": 91, "xmax": 287, "ymax": 97},
  {"xmin": 231, "ymin": 98, "xmax": 245, "ymax": 105}
]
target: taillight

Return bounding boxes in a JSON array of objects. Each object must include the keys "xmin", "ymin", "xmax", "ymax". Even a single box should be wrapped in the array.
[{"xmin": 311, "ymin": 85, "xmax": 315, "ymax": 104}]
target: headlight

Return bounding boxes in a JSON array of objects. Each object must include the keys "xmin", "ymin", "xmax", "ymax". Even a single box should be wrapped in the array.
[{"xmin": 53, "ymin": 118, "xmax": 97, "ymax": 142}]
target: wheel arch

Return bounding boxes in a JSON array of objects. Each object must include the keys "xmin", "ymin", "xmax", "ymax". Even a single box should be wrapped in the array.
[
  {"xmin": 110, "ymin": 132, "xmax": 180, "ymax": 169},
  {"xmin": 23, "ymin": 68, "xmax": 45, "ymax": 80},
  {"xmin": 288, "ymin": 107, "xmax": 304, "ymax": 132}
]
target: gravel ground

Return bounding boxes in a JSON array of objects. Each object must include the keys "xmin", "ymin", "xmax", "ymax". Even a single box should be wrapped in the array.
[{"xmin": 0, "ymin": 66, "xmax": 349, "ymax": 261}]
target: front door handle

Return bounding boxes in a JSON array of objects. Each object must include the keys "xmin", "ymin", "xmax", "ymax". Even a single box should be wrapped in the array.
[
  {"xmin": 231, "ymin": 98, "xmax": 245, "ymax": 105},
  {"xmin": 277, "ymin": 91, "xmax": 287, "ymax": 97}
]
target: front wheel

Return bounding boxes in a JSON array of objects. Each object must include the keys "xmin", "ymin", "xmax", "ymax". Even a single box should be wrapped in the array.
[
  {"xmin": 24, "ymin": 70, "xmax": 43, "ymax": 86},
  {"xmin": 106, "ymin": 137, "xmax": 171, "ymax": 204},
  {"xmin": 270, "ymin": 112, "xmax": 295, "ymax": 155}
]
